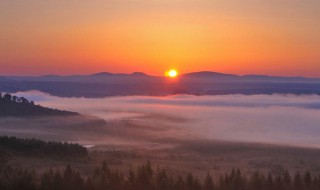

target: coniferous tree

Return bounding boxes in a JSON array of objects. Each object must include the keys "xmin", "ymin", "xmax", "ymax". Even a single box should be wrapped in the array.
[
  {"xmin": 274, "ymin": 175, "xmax": 284, "ymax": 190},
  {"xmin": 204, "ymin": 172, "xmax": 215, "ymax": 190},
  {"xmin": 3, "ymin": 94, "xmax": 12, "ymax": 101},
  {"xmin": 2, "ymin": 160, "xmax": 320, "ymax": 190},
  {"xmin": 155, "ymin": 168, "xmax": 171, "ymax": 190},
  {"xmin": 174, "ymin": 175, "xmax": 186, "ymax": 190},
  {"xmin": 136, "ymin": 161, "xmax": 154, "ymax": 190},
  {"xmin": 282, "ymin": 169, "xmax": 292, "ymax": 190},
  {"xmin": 304, "ymin": 171, "xmax": 312, "ymax": 190},
  {"xmin": 86, "ymin": 177, "xmax": 95, "ymax": 190},
  {"xmin": 266, "ymin": 173, "xmax": 274, "ymax": 190},
  {"xmin": 52, "ymin": 170, "xmax": 63, "ymax": 190},
  {"xmin": 249, "ymin": 171, "xmax": 264, "ymax": 190}
]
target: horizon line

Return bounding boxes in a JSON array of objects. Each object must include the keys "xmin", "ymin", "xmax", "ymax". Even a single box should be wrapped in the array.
[{"xmin": 0, "ymin": 70, "xmax": 317, "ymax": 79}]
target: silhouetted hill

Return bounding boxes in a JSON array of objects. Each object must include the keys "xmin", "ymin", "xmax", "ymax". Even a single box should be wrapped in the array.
[
  {"xmin": 183, "ymin": 71, "xmax": 238, "ymax": 78},
  {"xmin": 2, "ymin": 71, "xmax": 320, "ymax": 97},
  {"xmin": 0, "ymin": 93, "xmax": 78, "ymax": 117},
  {"xmin": 131, "ymin": 72, "xmax": 149, "ymax": 76},
  {"xmin": 90, "ymin": 72, "xmax": 114, "ymax": 77}
]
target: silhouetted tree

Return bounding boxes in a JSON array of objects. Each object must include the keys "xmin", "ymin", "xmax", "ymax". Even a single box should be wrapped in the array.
[
  {"xmin": 283, "ymin": 169, "xmax": 292, "ymax": 190},
  {"xmin": 135, "ymin": 161, "xmax": 154, "ymax": 190},
  {"xmin": 19, "ymin": 97, "xmax": 29, "ymax": 104},
  {"xmin": 304, "ymin": 171, "xmax": 312, "ymax": 190},
  {"xmin": 274, "ymin": 175, "xmax": 284, "ymax": 190},
  {"xmin": 85, "ymin": 178, "xmax": 95, "ymax": 190},
  {"xmin": 0, "ymin": 166, "xmax": 37, "ymax": 190},
  {"xmin": 155, "ymin": 168, "xmax": 171, "ymax": 190},
  {"xmin": 2, "ymin": 160, "xmax": 320, "ymax": 190},
  {"xmin": 174, "ymin": 175, "xmax": 185, "ymax": 190},
  {"xmin": 249, "ymin": 171, "xmax": 264, "ymax": 190},
  {"xmin": 293, "ymin": 172, "xmax": 303, "ymax": 190},
  {"xmin": 204, "ymin": 172, "xmax": 215, "ymax": 190},
  {"xmin": 3, "ymin": 93, "xmax": 12, "ymax": 101},
  {"xmin": 12, "ymin": 96, "xmax": 18, "ymax": 102},
  {"xmin": 266, "ymin": 173, "xmax": 274, "ymax": 190},
  {"xmin": 52, "ymin": 171, "xmax": 63, "ymax": 190}
]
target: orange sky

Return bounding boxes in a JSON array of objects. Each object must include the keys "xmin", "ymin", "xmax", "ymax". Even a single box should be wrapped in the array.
[{"xmin": 0, "ymin": 0, "xmax": 320, "ymax": 77}]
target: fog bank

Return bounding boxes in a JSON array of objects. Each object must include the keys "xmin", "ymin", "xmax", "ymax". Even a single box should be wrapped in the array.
[{"xmin": 8, "ymin": 91, "xmax": 320, "ymax": 148}]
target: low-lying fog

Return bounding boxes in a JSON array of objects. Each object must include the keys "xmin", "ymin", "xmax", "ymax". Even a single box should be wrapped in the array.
[{"xmin": 3, "ymin": 91, "xmax": 320, "ymax": 148}]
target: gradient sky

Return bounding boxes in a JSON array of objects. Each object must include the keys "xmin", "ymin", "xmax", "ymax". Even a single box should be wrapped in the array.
[{"xmin": 1, "ymin": 0, "xmax": 320, "ymax": 77}]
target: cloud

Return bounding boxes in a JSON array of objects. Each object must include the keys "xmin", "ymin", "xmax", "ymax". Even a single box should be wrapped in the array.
[{"xmin": 6, "ymin": 91, "xmax": 320, "ymax": 148}]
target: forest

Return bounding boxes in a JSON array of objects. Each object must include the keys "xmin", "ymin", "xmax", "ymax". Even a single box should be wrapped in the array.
[
  {"xmin": 1, "ymin": 137, "xmax": 320, "ymax": 190},
  {"xmin": 0, "ymin": 136, "xmax": 88, "ymax": 159},
  {"xmin": 0, "ymin": 93, "xmax": 78, "ymax": 117},
  {"xmin": 1, "ymin": 160, "xmax": 320, "ymax": 190}
]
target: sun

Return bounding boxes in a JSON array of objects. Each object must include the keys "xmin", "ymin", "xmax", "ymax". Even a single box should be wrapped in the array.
[{"xmin": 165, "ymin": 69, "xmax": 178, "ymax": 78}]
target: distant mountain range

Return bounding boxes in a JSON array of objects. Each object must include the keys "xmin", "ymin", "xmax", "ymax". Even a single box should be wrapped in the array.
[{"xmin": 1, "ymin": 71, "xmax": 320, "ymax": 97}]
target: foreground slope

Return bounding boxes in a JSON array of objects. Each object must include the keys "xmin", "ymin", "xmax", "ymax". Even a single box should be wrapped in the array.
[{"xmin": 0, "ymin": 93, "xmax": 78, "ymax": 117}]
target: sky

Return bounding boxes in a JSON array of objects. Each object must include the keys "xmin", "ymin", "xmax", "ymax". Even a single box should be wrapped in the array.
[{"xmin": 1, "ymin": 0, "xmax": 320, "ymax": 77}]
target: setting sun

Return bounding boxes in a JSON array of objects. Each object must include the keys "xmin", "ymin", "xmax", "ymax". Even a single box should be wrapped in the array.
[{"xmin": 165, "ymin": 69, "xmax": 178, "ymax": 78}]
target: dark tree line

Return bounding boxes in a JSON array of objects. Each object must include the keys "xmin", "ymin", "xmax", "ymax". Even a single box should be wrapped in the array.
[
  {"xmin": 0, "ymin": 93, "xmax": 34, "ymax": 105},
  {"xmin": 0, "ymin": 93, "xmax": 78, "ymax": 116},
  {"xmin": 1, "ymin": 161, "xmax": 320, "ymax": 190},
  {"xmin": 0, "ymin": 136, "xmax": 88, "ymax": 158}
]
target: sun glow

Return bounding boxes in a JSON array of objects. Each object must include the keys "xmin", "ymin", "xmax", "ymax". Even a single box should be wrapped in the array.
[{"xmin": 165, "ymin": 69, "xmax": 178, "ymax": 78}]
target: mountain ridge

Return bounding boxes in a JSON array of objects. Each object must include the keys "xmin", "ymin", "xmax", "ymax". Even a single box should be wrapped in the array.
[
  {"xmin": 2, "ymin": 71, "xmax": 320, "ymax": 97},
  {"xmin": 3, "ymin": 71, "xmax": 320, "ymax": 80}
]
